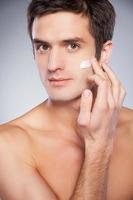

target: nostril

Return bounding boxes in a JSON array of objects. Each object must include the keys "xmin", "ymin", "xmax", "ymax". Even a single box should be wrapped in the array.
[
  {"xmin": 48, "ymin": 64, "xmax": 60, "ymax": 72},
  {"xmin": 48, "ymin": 62, "xmax": 64, "ymax": 72}
]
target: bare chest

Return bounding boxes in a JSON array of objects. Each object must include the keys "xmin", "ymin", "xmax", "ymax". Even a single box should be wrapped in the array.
[
  {"xmin": 33, "ymin": 135, "xmax": 83, "ymax": 200},
  {"xmin": 31, "ymin": 133, "xmax": 133, "ymax": 200}
]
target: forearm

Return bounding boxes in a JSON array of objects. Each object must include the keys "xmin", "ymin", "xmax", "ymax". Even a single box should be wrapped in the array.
[{"xmin": 71, "ymin": 141, "xmax": 113, "ymax": 200}]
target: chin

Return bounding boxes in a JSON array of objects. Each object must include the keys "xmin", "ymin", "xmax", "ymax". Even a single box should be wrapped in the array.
[
  {"xmin": 45, "ymin": 82, "xmax": 88, "ymax": 103},
  {"xmin": 48, "ymin": 91, "xmax": 82, "ymax": 103}
]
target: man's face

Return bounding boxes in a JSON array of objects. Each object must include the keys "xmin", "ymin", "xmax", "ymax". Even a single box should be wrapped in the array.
[{"xmin": 32, "ymin": 12, "xmax": 96, "ymax": 102}]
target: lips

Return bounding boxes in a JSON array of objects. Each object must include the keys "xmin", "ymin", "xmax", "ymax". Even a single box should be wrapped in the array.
[
  {"xmin": 48, "ymin": 77, "xmax": 71, "ymax": 81},
  {"xmin": 48, "ymin": 77, "xmax": 72, "ymax": 86}
]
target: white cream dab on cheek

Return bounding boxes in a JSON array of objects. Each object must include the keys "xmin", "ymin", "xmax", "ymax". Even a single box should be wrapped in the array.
[{"xmin": 80, "ymin": 59, "xmax": 91, "ymax": 69}]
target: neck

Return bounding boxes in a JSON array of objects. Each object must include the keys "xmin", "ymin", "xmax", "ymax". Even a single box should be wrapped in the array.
[{"xmin": 45, "ymin": 96, "xmax": 81, "ymax": 132}]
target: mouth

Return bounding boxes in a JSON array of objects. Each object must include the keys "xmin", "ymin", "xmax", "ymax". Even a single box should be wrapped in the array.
[{"xmin": 48, "ymin": 78, "xmax": 72, "ymax": 86}]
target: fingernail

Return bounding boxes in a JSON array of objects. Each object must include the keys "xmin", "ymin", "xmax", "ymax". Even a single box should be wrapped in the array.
[{"xmin": 83, "ymin": 90, "xmax": 90, "ymax": 98}]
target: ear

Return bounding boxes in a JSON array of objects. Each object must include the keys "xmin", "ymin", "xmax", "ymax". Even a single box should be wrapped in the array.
[{"xmin": 99, "ymin": 40, "xmax": 113, "ymax": 64}]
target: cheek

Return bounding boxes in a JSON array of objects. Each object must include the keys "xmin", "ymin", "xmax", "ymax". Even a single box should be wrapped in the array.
[
  {"xmin": 35, "ymin": 56, "xmax": 43, "ymax": 68},
  {"xmin": 35, "ymin": 55, "xmax": 47, "ymax": 69},
  {"xmin": 76, "ymin": 66, "xmax": 93, "ymax": 81},
  {"xmin": 35, "ymin": 57, "xmax": 47, "ymax": 81},
  {"xmin": 75, "ymin": 67, "xmax": 94, "ymax": 89}
]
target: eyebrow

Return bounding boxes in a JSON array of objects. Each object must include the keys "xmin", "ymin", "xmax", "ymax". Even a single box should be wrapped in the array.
[{"xmin": 33, "ymin": 37, "xmax": 86, "ymax": 45}]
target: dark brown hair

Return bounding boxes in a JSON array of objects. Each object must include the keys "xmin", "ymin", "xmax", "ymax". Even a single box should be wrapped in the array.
[{"xmin": 27, "ymin": 0, "xmax": 116, "ymax": 59}]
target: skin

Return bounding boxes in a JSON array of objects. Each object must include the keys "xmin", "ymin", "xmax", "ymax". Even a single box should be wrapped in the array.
[{"xmin": 0, "ymin": 12, "xmax": 133, "ymax": 200}]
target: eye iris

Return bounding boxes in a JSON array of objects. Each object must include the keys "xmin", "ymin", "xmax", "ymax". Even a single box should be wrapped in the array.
[
  {"xmin": 71, "ymin": 43, "xmax": 76, "ymax": 49},
  {"xmin": 42, "ymin": 45, "xmax": 48, "ymax": 50}
]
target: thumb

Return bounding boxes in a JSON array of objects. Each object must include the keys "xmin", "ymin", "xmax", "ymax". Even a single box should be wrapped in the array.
[{"xmin": 77, "ymin": 89, "xmax": 92, "ymax": 127}]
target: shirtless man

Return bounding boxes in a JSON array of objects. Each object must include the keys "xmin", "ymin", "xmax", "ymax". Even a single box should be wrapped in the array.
[{"xmin": 0, "ymin": 0, "xmax": 133, "ymax": 199}]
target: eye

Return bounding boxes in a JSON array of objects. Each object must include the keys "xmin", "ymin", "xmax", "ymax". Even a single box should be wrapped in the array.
[
  {"xmin": 67, "ymin": 43, "xmax": 80, "ymax": 52},
  {"xmin": 36, "ymin": 43, "xmax": 50, "ymax": 54}
]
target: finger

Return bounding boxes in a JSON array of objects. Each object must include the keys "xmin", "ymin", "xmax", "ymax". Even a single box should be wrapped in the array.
[
  {"xmin": 88, "ymin": 74, "xmax": 108, "ymax": 110},
  {"xmin": 102, "ymin": 63, "xmax": 120, "ymax": 104},
  {"xmin": 119, "ymin": 86, "xmax": 126, "ymax": 108},
  {"xmin": 102, "ymin": 63, "xmax": 119, "ymax": 86},
  {"xmin": 91, "ymin": 59, "xmax": 113, "ymax": 108},
  {"xmin": 107, "ymin": 85, "xmax": 115, "ymax": 110},
  {"xmin": 91, "ymin": 58, "xmax": 106, "ymax": 79},
  {"xmin": 87, "ymin": 74, "xmax": 113, "ymax": 135},
  {"xmin": 90, "ymin": 73, "xmax": 115, "ymax": 113},
  {"xmin": 77, "ymin": 89, "xmax": 92, "ymax": 128}
]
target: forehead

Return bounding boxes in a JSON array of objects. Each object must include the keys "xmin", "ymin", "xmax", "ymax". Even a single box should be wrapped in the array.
[{"xmin": 32, "ymin": 12, "xmax": 93, "ymax": 41}]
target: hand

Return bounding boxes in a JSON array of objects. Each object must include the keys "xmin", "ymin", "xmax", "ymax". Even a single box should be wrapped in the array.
[{"xmin": 77, "ymin": 58, "xmax": 126, "ymax": 149}]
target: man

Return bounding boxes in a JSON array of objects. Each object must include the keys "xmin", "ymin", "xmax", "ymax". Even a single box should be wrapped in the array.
[{"xmin": 0, "ymin": 0, "xmax": 133, "ymax": 199}]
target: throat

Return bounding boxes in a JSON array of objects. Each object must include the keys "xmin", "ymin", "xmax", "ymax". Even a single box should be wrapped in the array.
[{"xmin": 45, "ymin": 97, "xmax": 81, "ymax": 132}]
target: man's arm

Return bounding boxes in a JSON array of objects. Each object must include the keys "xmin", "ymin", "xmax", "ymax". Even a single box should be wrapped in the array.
[
  {"xmin": 71, "ymin": 141, "xmax": 111, "ymax": 200},
  {"xmin": 0, "ymin": 130, "xmax": 58, "ymax": 200},
  {"xmin": 71, "ymin": 59, "xmax": 126, "ymax": 200}
]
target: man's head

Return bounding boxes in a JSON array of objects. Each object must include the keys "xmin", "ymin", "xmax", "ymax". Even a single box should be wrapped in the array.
[
  {"xmin": 27, "ymin": 0, "xmax": 116, "ymax": 60},
  {"xmin": 27, "ymin": 0, "xmax": 116, "ymax": 102}
]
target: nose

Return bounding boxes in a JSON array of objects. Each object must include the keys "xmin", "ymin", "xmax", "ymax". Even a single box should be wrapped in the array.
[{"xmin": 47, "ymin": 48, "xmax": 64, "ymax": 72}]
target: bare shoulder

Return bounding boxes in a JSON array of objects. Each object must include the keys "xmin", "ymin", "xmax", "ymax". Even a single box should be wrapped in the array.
[
  {"xmin": 0, "ymin": 121, "xmax": 35, "ymax": 167},
  {"xmin": 0, "ymin": 101, "xmax": 47, "ymax": 150},
  {"xmin": 106, "ymin": 107, "xmax": 133, "ymax": 200},
  {"xmin": 0, "ymin": 101, "xmax": 46, "ymax": 167},
  {"xmin": 0, "ymin": 122, "xmax": 36, "ymax": 198},
  {"xmin": 0, "ymin": 103, "xmax": 58, "ymax": 199},
  {"xmin": 116, "ymin": 106, "xmax": 133, "ymax": 163},
  {"xmin": 118, "ymin": 106, "xmax": 133, "ymax": 134}
]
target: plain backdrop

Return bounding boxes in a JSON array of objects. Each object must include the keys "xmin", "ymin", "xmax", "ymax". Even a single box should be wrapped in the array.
[{"xmin": 0, "ymin": 0, "xmax": 133, "ymax": 124}]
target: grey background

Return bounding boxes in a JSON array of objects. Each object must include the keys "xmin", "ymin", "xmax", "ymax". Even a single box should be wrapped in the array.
[{"xmin": 0, "ymin": 0, "xmax": 133, "ymax": 124}]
